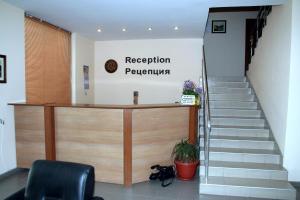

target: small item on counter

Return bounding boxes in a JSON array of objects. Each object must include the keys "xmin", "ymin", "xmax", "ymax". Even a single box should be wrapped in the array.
[{"xmin": 133, "ymin": 91, "xmax": 139, "ymax": 105}]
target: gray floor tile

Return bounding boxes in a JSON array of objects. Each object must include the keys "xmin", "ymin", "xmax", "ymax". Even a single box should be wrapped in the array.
[
  {"xmin": 0, "ymin": 169, "xmax": 28, "ymax": 199},
  {"xmin": 0, "ymin": 169, "xmax": 300, "ymax": 200}
]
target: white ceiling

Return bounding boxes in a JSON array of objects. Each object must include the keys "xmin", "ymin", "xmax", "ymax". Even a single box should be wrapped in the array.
[{"xmin": 5, "ymin": 0, "xmax": 286, "ymax": 41}]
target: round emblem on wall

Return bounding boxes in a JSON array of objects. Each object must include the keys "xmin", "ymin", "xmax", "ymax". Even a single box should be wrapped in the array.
[{"xmin": 105, "ymin": 59, "xmax": 118, "ymax": 73}]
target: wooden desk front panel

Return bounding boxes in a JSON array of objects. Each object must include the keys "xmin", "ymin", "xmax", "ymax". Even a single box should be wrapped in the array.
[
  {"xmin": 55, "ymin": 108, "xmax": 124, "ymax": 184},
  {"xmin": 15, "ymin": 106, "xmax": 46, "ymax": 168},
  {"xmin": 132, "ymin": 107, "xmax": 189, "ymax": 183}
]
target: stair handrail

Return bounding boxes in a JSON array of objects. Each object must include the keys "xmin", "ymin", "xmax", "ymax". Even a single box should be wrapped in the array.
[{"xmin": 201, "ymin": 45, "xmax": 211, "ymax": 184}]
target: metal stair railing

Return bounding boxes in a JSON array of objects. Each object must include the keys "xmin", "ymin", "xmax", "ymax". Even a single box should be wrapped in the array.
[{"xmin": 201, "ymin": 45, "xmax": 211, "ymax": 183}]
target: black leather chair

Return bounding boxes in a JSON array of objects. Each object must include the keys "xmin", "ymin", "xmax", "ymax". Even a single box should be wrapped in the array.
[{"xmin": 5, "ymin": 160, "xmax": 104, "ymax": 200}]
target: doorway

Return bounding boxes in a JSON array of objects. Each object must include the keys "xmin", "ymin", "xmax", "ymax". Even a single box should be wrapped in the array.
[{"xmin": 245, "ymin": 19, "xmax": 257, "ymax": 75}]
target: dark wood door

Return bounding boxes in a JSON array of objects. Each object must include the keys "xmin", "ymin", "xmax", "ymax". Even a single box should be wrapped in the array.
[{"xmin": 245, "ymin": 19, "xmax": 257, "ymax": 75}]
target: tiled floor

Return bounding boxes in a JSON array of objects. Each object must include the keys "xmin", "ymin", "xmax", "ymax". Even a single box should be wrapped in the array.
[{"xmin": 0, "ymin": 169, "xmax": 299, "ymax": 200}]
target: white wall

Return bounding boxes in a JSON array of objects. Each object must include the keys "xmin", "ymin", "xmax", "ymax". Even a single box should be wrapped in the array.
[
  {"xmin": 204, "ymin": 12, "xmax": 257, "ymax": 77},
  {"xmin": 247, "ymin": 2, "xmax": 292, "ymax": 154},
  {"xmin": 283, "ymin": 0, "xmax": 300, "ymax": 181},
  {"xmin": 72, "ymin": 33, "xmax": 95, "ymax": 104},
  {"xmin": 94, "ymin": 39, "xmax": 202, "ymax": 104},
  {"xmin": 247, "ymin": 0, "xmax": 300, "ymax": 181},
  {"xmin": 0, "ymin": 1, "xmax": 25, "ymax": 174}
]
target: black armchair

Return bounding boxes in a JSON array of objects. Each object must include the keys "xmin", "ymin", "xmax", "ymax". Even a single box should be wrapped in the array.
[{"xmin": 5, "ymin": 160, "xmax": 104, "ymax": 200}]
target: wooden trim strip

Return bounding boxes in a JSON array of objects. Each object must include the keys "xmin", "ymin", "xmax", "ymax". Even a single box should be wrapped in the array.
[
  {"xmin": 123, "ymin": 109, "xmax": 132, "ymax": 187},
  {"xmin": 209, "ymin": 7, "xmax": 260, "ymax": 13},
  {"xmin": 189, "ymin": 107, "xmax": 198, "ymax": 144},
  {"xmin": 9, "ymin": 102, "xmax": 197, "ymax": 109},
  {"xmin": 25, "ymin": 14, "xmax": 71, "ymax": 34},
  {"xmin": 44, "ymin": 106, "xmax": 56, "ymax": 160}
]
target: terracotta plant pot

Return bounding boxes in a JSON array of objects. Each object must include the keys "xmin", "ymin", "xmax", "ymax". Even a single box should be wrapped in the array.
[{"xmin": 174, "ymin": 160, "xmax": 199, "ymax": 181}]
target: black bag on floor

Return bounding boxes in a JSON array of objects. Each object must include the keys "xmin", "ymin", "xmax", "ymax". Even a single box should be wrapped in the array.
[{"xmin": 149, "ymin": 165, "xmax": 175, "ymax": 187}]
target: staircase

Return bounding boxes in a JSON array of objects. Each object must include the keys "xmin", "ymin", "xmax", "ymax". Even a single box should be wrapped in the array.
[{"xmin": 199, "ymin": 76, "xmax": 296, "ymax": 200}]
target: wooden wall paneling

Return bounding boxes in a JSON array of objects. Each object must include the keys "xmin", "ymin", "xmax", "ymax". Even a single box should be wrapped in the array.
[
  {"xmin": 123, "ymin": 109, "xmax": 132, "ymax": 187},
  {"xmin": 25, "ymin": 18, "xmax": 45, "ymax": 103},
  {"xmin": 25, "ymin": 17, "xmax": 71, "ymax": 104},
  {"xmin": 132, "ymin": 107, "xmax": 189, "ymax": 183},
  {"xmin": 44, "ymin": 105, "xmax": 56, "ymax": 160},
  {"xmin": 43, "ymin": 26, "xmax": 71, "ymax": 104},
  {"xmin": 56, "ymin": 30, "xmax": 71, "ymax": 104},
  {"xmin": 189, "ymin": 106, "xmax": 198, "ymax": 144},
  {"xmin": 55, "ymin": 108, "xmax": 124, "ymax": 184},
  {"xmin": 15, "ymin": 106, "xmax": 46, "ymax": 168}
]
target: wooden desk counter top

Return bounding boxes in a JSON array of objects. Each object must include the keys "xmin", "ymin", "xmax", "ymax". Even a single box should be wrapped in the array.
[{"xmin": 9, "ymin": 102, "xmax": 198, "ymax": 109}]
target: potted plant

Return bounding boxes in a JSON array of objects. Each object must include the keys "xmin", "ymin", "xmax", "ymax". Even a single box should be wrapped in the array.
[
  {"xmin": 172, "ymin": 139, "xmax": 199, "ymax": 180},
  {"xmin": 182, "ymin": 80, "xmax": 202, "ymax": 105}
]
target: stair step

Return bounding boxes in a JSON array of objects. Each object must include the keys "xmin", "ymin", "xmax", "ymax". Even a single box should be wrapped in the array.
[
  {"xmin": 210, "ymin": 101, "xmax": 258, "ymax": 109},
  {"xmin": 209, "ymin": 87, "xmax": 251, "ymax": 95},
  {"xmin": 200, "ymin": 176, "xmax": 296, "ymax": 199},
  {"xmin": 209, "ymin": 93, "xmax": 255, "ymax": 101},
  {"xmin": 201, "ymin": 76, "xmax": 294, "ymax": 199},
  {"xmin": 208, "ymin": 76, "xmax": 247, "ymax": 82},
  {"xmin": 199, "ymin": 136, "xmax": 274, "ymax": 150},
  {"xmin": 201, "ymin": 135, "xmax": 271, "ymax": 141},
  {"xmin": 207, "ymin": 117, "xmax": 266, "ymax": 127},
  {"xmin": 199, "ymin": 161, "xmax": 287, "ymax": 180},
  {"xmin": 200, "ymin": 147, "xmax": 281, "ymax": 164},
  {"xmin": 200, "ymin": 108, "xmax": 262, "ymax": 118},
  {"xmin": 208, "ymin": 82, "xmax": 249, "ymax": 88},
  {"xmin": 200, "ymin": 126, "xmax": 270, "ymax": 138}
]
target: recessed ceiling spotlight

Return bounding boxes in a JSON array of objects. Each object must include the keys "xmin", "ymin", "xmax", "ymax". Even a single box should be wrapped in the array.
[
  {"xmin": 174, "ymin": 26, "xmax": 179, "ymax": 30},
  {"xmin": 122, "ymin": 28, "xmax": 127, "ymax": 32},
  {"xmin": 148, "ymin": 27, "xmax": 152, "ymax": 31},
  {"xmin": 97, "ymin": 28, "xmax": 102, "ymax": 32}
]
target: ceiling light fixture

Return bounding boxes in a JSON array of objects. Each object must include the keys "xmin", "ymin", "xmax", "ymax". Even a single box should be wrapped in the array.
[
  {"xmin": 122, "ymin": 28, "xmax": 126, "ymax": 32},
  {"xmin": 148, "ymin": 27, "xmax": 152, "ymax": 31},
  {"xmin": 97, "ymin": 28, "xmax": 102, "ymax": 32},
  {"xmin": 174, "ymin": 26, "xmax": 179, "ymax": 30}
]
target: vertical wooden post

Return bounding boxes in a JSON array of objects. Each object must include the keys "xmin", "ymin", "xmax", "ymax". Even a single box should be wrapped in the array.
[
  {"xmin": 189, "ymin": 106, "xmax": 198, "ymax": 144},
  {"xmin": 44, "ymin": 105, "xmax": 56, "ymax": 160},
  {"xmin": 123, "ymin": 109, "xmax": 132, "ymax": 187}
]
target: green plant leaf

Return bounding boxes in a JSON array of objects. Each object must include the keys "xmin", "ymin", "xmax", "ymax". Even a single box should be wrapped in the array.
[{"xmin": 172, "ymin": 138, "xmax": 199, "ymax": 163}]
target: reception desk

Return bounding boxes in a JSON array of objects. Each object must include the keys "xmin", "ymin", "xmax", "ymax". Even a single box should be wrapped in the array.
[{"xmin": 10, "ymin": 103, "xmax": 198, "ymax": 186}]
